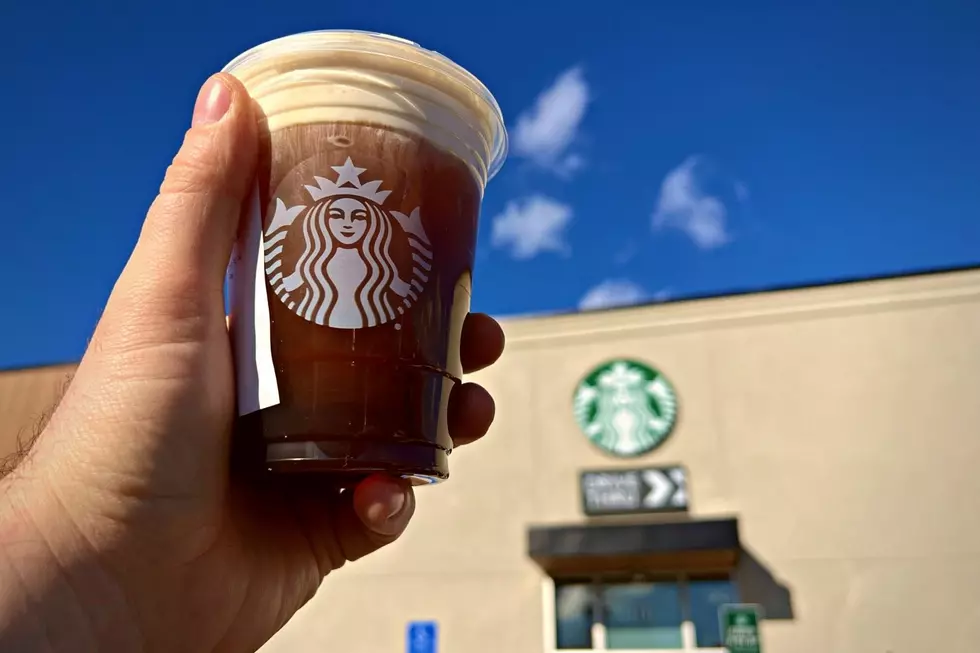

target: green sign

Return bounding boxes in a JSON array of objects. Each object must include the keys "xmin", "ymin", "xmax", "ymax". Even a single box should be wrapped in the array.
[
  {"xmin": 573, "ymin": 359, "xmax": 678, "ymax": 457},
  {"xmin": 719, "ymin": 604, "xmax": 763, "ymax": 653}
]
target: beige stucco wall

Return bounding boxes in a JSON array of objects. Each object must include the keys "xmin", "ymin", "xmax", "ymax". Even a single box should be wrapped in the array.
[
  {"xmin": 2, "ymin": 268, "xmax": 979, "ymax": 652},
  {"xmin": 262, "ymin": 268, "xmax": 980, "ymax": 653},
  {"xmin": 0, "ymin": 363, "xmax": 74, "ymax": 468}
]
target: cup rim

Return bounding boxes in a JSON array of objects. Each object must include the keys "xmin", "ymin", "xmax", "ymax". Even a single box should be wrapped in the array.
[{"xmin": 222, "ymin": 29, "xmax": 508, "ymax": 181}]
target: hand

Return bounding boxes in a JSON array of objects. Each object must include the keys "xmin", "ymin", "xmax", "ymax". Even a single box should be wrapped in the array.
[{"xmin": 0, "ymin": 74, "xmax": 504, "ymax": 653}]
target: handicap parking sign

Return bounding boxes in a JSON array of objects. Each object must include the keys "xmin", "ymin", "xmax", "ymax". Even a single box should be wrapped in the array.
[{"xmin": 407, "ymin": 621, "xmax": 437, "ymax": 653}]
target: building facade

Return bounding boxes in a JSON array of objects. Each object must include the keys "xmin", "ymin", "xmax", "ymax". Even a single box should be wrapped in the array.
[{"xmin": 3, "ymin": 267, "xmax": 980, "ymax": 652}]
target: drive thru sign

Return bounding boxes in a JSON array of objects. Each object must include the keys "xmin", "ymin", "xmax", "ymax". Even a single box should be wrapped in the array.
[{"xmin": 719, "ymin": 604, "xmax": 762, "ymax": 653}]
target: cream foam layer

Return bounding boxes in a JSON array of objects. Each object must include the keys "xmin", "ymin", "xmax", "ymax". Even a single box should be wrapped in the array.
[{"xmin": 224, "ymin": 33, "xmax": 507, "ymax": 189}]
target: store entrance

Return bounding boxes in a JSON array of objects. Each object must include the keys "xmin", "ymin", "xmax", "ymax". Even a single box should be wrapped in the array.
[{"xmin": 529, "ymin": 518, "xmax": 741, "ymax": 652}]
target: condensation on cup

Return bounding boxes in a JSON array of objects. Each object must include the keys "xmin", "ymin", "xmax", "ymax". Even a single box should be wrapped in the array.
[{"xmin": 224, "ymin": 30, "xmax": 507, "ymax": 484}]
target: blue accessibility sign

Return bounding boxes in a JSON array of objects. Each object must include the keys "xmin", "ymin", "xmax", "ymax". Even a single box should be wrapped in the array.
[{"xmin": 407, "ymin": 621, "xmax": 438, "ymax": 653}]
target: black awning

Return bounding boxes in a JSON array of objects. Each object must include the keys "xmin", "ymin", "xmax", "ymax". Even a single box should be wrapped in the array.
[{"xmin": 528, "ymin": 518, "xmax": 740, "ymax": 576}]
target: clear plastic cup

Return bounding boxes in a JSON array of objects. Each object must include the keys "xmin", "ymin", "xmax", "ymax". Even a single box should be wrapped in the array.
[{"xmin": 225, "ymin": 30, "xmax": 507, "ymax": 484}]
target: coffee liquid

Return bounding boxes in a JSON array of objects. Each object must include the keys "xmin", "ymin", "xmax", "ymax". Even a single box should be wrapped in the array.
[{"xmin": 235, "ymin": 121, "xmax": 480, "ymax": 482}]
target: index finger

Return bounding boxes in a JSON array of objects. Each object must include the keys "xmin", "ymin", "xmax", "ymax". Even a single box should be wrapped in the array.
[{"xmin": 460, "ymin": 313, "xmax": 505, "ymax": 374}]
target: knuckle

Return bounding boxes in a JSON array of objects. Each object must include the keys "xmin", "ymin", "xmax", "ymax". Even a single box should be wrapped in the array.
[{"xmin": 159, "ymin": 128, "xmax": 229, "ymax": 197}]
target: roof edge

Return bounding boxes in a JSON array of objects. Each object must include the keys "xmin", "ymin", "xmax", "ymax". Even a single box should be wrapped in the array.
[
  {"xmin": 0, "ymin": 360, "xmax": 79, "ymax": 375},
  {"xmin": 503, "ymin": 262, "xmax": 980, "ymax": 324}
]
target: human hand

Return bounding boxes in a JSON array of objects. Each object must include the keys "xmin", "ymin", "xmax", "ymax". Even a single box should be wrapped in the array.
[{"xmin": 0, "ymin": 74, "xmax": 504, "ymax": 653}]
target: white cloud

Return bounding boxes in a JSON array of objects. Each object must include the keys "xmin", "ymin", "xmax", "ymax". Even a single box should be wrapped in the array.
[
  {"xmin": 652, "ymin": 156, "xmax": 732, "ymax": 249},
  {"xmin": 491, "ymin": 195, "xmax": 573, "ymax": 259},
  {"xmin": 579, "ymin": 279, "xmax": 647, "ymax": 311},
  {"xmin": 513, "ymin": 67, "xmax": 590, "ymax": 176}
]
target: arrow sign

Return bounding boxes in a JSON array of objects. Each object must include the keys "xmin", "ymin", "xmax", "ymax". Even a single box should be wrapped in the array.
[
  {"xmin": 668, "ymin": 467, "xmax": 687, "ymax": 507},
  {"xmin": 581, "ymin": 466, "xmax": 688, "ymax": 515},
  {"xmin": 642, "ymin": 469, "xmax": 674, "ymax": 508}
]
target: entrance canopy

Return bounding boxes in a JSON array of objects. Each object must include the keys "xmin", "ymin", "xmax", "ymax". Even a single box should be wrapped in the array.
[{"xmin": 528, "ymin": 518, "xmax": 740, "ymax": 577}]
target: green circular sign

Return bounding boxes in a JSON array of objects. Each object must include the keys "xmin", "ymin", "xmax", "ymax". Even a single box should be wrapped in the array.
[{"xmin": 573, "ymin": 359, "xmax": 679, "ymax": 457}]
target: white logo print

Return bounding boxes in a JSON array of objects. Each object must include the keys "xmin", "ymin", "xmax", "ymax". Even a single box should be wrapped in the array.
[{"xmin": 262, "ymin": 158, "xmax": 432, "ymax": 328}]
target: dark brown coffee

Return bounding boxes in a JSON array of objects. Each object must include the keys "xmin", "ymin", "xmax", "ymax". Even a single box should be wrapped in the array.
[{"xmin": 234, "ymin": 122, "xmax": 480, "ymax": 482}]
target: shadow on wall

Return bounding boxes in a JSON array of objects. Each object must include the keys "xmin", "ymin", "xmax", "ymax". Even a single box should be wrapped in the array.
[{"xmin": 737, "ymin": 546, "xmax": 794, "ymax": 620}]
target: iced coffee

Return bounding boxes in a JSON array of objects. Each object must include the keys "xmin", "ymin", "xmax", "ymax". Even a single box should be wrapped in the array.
[{"xmin": 225, "ymin": 31, "xmax": 507, "ymax": 484}]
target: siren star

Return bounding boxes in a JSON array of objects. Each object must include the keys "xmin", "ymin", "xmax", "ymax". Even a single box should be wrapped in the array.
[{"xmin": 332, "ymin": 157, "xmax": 367, "ymax": 188}]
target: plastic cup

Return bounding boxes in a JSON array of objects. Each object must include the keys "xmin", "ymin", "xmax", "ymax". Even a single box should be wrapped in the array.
[{"xmin": 224, "ymin": 30, "xmax": 506, "ymax": 484}]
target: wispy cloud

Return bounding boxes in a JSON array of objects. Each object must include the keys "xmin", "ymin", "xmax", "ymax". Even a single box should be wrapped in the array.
[
  {"xmin": 492, "ymin": 195, "xmax": 573, "ymax": 259},
  {"xmin": 652, "ymin": 287, "xmax": 673, "ymax": 302},
  {"xmin": 513, "ymin": 67, "xmax": 590, "ymax": 177},
  {"xmin": 652, "ymin": 156, "xmax": 734, "ymax": 250},
  {"xmin": 614, "ymin": 242, "xmax": 639, "ymax": 266},
  {"xmin": 734, "ymin": 181, "xmax": 750, "ymax": 202},
  {"xmin": 579, "ymin": 279, "xmax": 647, "ymax": 311}
]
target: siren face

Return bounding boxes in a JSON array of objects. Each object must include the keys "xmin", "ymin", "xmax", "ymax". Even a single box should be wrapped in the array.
[{"xmin": 327, "ymin": 198, "xmax": 369, "ymax": 246}]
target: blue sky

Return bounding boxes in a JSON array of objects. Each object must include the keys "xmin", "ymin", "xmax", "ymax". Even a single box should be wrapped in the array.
[{"xmin": 3, "ymin": 1, "xmax": 979, "ymax": 368}]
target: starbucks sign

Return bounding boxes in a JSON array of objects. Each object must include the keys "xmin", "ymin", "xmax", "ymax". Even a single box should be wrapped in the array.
[{"xmin": 573, "ymin": 359, "xmax": 679, "ymax": 457}]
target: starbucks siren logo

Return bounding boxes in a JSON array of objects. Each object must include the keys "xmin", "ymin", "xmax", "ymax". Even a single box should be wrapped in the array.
[
  {"xmin": 573, "ymin": 359, "xmax": 678, "ymax": 457},
  {"xmin": 262, "ymin": 157, "xmax": 432, "ymax": 329}
]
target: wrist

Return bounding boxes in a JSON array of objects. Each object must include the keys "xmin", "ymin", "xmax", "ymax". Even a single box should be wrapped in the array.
[{"xmin": 0, "ymin": 466, "xmax": 142, "ymax": 651}]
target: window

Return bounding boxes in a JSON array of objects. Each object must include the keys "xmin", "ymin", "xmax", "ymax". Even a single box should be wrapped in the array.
[
  {"xmin": 556, "ymin": 583, "xmax": 594, "ymax": 649},
  {"xmin": 604, "ymin": 582, "xmax": 683, "ymax": 649},
  {"xmin": 549, "ymin": 576, "xmax": 738, "ymax": 651},
  {"xmin": 688, "ymin": 580, "xmax": 738, "ymax": 648}
]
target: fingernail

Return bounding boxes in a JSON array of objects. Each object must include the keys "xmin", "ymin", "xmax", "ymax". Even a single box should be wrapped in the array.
[
  {"xmin": 192, "ymin": 76, "xmax": 231, "ymax": 127},
  {"xmin": 368, "ymin": 487, "xmax": 406, "ymax": 522},
  {"xmin": 365, "ymin": 485, "xmax": 412, "ymax": 535}
]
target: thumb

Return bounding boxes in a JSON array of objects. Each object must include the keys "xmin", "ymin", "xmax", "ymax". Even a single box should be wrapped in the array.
[
  {"xmin": 23, "ymin": 74, "xmax": 258, "ymax": 496},
  {"xmin": 102, "ymin": 73, "xmax": 257, "ymax": 347}
]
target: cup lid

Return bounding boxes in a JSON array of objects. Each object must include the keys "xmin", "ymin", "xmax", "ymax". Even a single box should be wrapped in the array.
[{"xmin": 223, "ymin": 30, "xmax": 508, "ymax": 181}]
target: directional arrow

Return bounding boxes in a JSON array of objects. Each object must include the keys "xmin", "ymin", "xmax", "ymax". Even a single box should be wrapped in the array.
[
  {"xmin": 642, "ymin": 469, "xmax": 674, "ymax": 508},
  {"xmin": 668, "ymin": 467, "xmax": 687, "ymax": 507}
]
